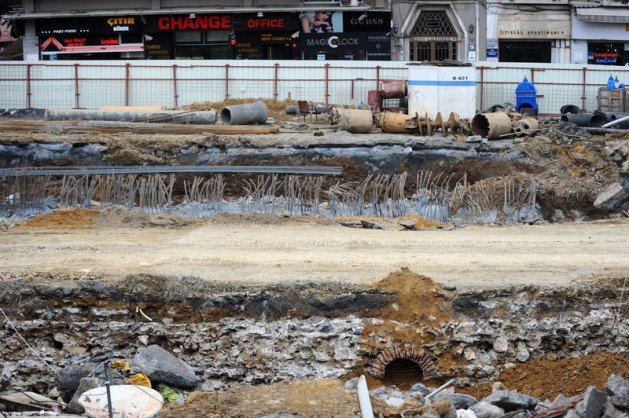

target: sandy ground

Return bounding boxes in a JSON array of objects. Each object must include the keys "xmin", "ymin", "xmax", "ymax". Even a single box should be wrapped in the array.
[{"xmin": 2, "ymin": 209, "xmax": 628, "ymax": 289}]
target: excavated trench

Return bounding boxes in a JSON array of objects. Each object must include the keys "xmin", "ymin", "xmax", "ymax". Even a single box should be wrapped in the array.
[
  {"xmin": 0, "ymin": 271, "xmax": 626, "ymax": 400},
  {"xmin": 1, "ymin": 123, "xmax": 628, "ymax": 411}
]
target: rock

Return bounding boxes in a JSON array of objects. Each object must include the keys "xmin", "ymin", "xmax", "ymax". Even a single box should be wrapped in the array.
[
  {"xmin": 132, "ymin": 345, "xmax": 200, "ymax": 389},
  {"xmin": 493, "ymin": 337, "xmax": 509, "ymax": 353},
  {"xmin": 432, "ymin": 393, "xmax": 478, "ymax": 410},
  {"xmin": 385, "ymin": 397, "xmax": 405, "ymax": 407},
  {"xmin": 471, "ymin": 401, "xmax": 505, "ymax": 418},
  {"xmin": 606, "ymin": 375, "xmax": 629, "ymax": 410},
  {"xmin": 65, "ymin": 377, "xmax": 101, "ymax": 414},
  {"xmin": 57, "ymin": 365, "xmax": 94, "ymax": 398},
  {"xmin": 575, "ymin": 386, "xmax": 608, "ymax": 418},
  {"xmin": 432, "ymin": 397, "xmax": 452, "ymax": 415},
  {"xmin": 492, "ymin": 382, "xmax": 508, "ymax": 393},
  {"xmin": 412, "ymin": 383, "xmax": 431, "ymax": 396},
  {"xmin": 344, "ymin": 377, "xmax": 359, "ymax": 390},
  {"xmin": 482, "ymin": 390, "xmax": 539, "ymax": 412}
]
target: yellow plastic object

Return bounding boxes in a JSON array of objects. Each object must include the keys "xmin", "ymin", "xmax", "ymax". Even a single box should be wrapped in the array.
[
  {"xmin": 109, "ymin": 359, "xmax": 131, "ymax": 373},
  {"xmin": 126, "ymin": 373, "xmax": 152, "ymax": 388}
]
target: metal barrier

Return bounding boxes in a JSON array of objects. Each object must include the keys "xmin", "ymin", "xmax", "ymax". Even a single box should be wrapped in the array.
[{"xmin": 0, "ymin": 60, "xmax": 627, "ymax": 115}]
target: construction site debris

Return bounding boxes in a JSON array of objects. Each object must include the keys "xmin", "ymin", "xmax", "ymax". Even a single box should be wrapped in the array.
[
  {"xmin": 0, "ymin": 391, "xmax": 64, "ymax": 412},
  {"xmin": 78, "ymin": 385, "xmax": 163, "ymax": 418},
  {"xmin": 219, "ymin": 101, "xmax": 269, "ymax": 125},
  {"xmin": 44, "ymin": 109, "xmax": 217, "ymax": 125},
  {"xmin": 594, "ymin": 141, "xmax": 629, "ymax": 211}
]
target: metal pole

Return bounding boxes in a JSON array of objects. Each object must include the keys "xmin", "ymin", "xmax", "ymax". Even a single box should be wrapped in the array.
[
  {"xmin": 125, "ymin": 63, "xmax": 130, "ymax": 107},
  {"xmin": 26, "ymin": 64, "xmax": 32, "ymax": 109},
  {"xmin": 74, "ymin": 64, "xmax": 80, "ymax": 109},
  {"xmin": 103, "ymin": 361, "xmax": 114, "ymax": 418},
  {"xmin": 273, "ymin": 63, "xmax": 279, "ymax": 100},
  {"xmin": 173, "ymin": 64, "xmax": 178, "ymax": 108}
]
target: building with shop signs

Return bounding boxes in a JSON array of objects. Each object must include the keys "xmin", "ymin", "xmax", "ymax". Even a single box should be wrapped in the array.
[{"xmin": 0, "ymin": 0, "xmax": 627, "ymax": 65}]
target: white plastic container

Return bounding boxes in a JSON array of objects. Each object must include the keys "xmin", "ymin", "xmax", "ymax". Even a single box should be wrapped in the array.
[{"xmin": 407, "ymin": 65, "xmax": 476, "ymax": 119}]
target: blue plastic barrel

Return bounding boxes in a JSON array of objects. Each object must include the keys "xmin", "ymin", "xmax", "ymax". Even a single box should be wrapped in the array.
[{"xmin": 515, "ymin": 76, "xmax": 539, "ymax": 115}]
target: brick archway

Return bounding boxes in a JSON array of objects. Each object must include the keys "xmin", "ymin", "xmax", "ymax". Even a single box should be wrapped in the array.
[{"xmin": 368, "ymin": 343, "xmax": 440, "ymax": 380}]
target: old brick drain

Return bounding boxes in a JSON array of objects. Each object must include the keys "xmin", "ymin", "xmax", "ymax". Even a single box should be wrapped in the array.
[{"xmin": 368, "ymin": 343, "xmax": 440, "ymax": 385}]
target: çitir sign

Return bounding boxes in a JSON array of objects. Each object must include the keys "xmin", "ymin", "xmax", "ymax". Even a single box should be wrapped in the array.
[
  {"xmin": 36, "ymin": 16, "xmax": 143, "ymax": 35},
  {"xmin": 156, "ymin": 15, "xmax": 232, "ymax": 31}
]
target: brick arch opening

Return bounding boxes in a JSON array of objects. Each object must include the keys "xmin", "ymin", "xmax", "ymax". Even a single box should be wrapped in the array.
[{"xmin": 368, "ymin": 343, "xmax": 440, "ymax": 382}]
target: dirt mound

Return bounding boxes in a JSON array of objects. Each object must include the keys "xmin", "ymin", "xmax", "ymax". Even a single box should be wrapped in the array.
[
  {"xmin": 369, "ymin": 267, "xmax": 454, "ymax": 324},
  {"xmin": 460, "ymin": 351, "xmax": 628, "ymax": 400},
  {"xmin": 20, "ymin": 208, "xmax": 98, "ymax": 228},
  {"xmin": 20, "ymin": 207, "xmax": 199, "ymax": 229}
]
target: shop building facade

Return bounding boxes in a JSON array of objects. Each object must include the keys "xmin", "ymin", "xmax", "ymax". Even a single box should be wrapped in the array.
[
  {"xmin": 2, "ymin": 0, "xmax": 394, "ymax": 62},
  {"xmin": 2, "ymin": 0, "xmax": 627, "ymax": 64}
]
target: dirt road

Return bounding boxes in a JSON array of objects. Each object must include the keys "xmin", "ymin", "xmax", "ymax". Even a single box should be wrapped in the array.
[{"xmin": 3, "ymin": 209, "xmax": 628, "ymax": 289}]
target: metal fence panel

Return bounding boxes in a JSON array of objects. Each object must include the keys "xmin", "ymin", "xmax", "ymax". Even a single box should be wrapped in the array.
[{"xmin": 0, "ymin": 60, "xmax": 628, "ymax": 115}]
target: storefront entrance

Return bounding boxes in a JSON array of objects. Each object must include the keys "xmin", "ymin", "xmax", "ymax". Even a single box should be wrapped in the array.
[{"xmin": 409, "ymin": 11, "xmax": 458, "ymax": 62}]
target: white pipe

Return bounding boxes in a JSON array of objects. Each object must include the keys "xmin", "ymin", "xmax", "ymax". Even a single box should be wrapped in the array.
[
  {"xmin": 357, "ymin": 375, "xmax": 374, "ymax": 418},
  {"xmin": 602, "ymin": 115, "xmax": 629, "ymax": 128}
]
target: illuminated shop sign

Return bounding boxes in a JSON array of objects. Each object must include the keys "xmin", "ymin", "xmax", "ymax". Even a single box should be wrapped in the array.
[
  {"xmin": 40, "ymin": 35, "xmax": 143, "ymax": 53},
  {"xmin": 36, "ymin": 16, "xmax": 143, "ymax": 35},
  {"xmin": 232, "ymin": 13, "xmax": 300, "ymax": 31},
  {"xmin": 301, "ymin": 32, "xmax": 390, "ymax": 59},
  {"xmin": 592, "ymin": 52, "xmax": 618, "ymax": 64},
  {"xmin": 155, "ymin": 15, "xmax": 232, "ymax": 31}
]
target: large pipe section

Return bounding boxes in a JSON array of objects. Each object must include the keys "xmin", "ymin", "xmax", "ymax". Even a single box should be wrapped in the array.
[
  {"xmin": 379, "ymin": 112, "xmax": 413, "ymax": 133},
  {"xmin": 338, "ymin": 109, "xmax": 373, "ymax": 134},
  {"xmin": 561, "ymin": 112, "xmax": 608, "ymax": 127},
  {"xmin": 471, "ymin": 112, "xmax": 512, "ymax": 139},
  {"xmin": 44, "ymin": 109, "xmax": 217, "ymax": 124},
  {"xmin": 220, "ymin": 101, "xmax": 268, "ymax": 125}
]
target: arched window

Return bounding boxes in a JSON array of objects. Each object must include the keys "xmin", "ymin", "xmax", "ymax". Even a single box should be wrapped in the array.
[{"xmin": 409, "ymin": 11, "xmax": 457, "ymax": 62}]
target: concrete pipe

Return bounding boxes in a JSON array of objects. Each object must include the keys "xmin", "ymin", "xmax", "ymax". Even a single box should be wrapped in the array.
[
  {"xmin": 44, "ymin": 109, "xmax": 217, "ymax": 124},
  {"xmin": 471, "ymin": 112, "xmax": 512, "ymax": 140},
  {"xmin": 560, "ymin": 104, "xmax": 581, "ymax": 115},
  {"xmin": 220, "ymin": 101, "xmax": 269, "ymax": 125},
  {"xmin": 561, "ymin": 112, "xmax": 608, "ymax": 127},
  {"xmin": 339, "ymin": 109, "xmax": 373, "ymax": 134},
  {"xmin": 379, "ymin": 111, "xmax": 412, "ymax": 133},
  {"xmin": 512, "ymin": 118, "xmax": 539, "ymax": 137}
]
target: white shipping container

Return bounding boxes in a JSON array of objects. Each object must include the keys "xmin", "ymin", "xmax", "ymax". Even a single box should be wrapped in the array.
[{"xmin": 407, "ymin": 65, "xmax": 476, "ymax": 119}]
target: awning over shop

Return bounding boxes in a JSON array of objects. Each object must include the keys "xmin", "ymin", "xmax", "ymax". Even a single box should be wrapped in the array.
[{"xmin": 575, "ymin": 7, "xmax": 629, "ymax": 23}]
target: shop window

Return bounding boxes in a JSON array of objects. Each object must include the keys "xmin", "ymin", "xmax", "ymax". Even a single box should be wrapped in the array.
[
  {"xmin": 499, "ymin": 41, "xmax": 551, "ymax": 63},
  {"xmin": 175, "ymin": 31, "xmax": 202, "ymax": 43},
  {"xmin": 206, "ymin": 30, "xmax": 229, "ymax": 42},
  {"xmin": 588, "ymin": 42, "xmax": 623, "ymax": 65}
]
